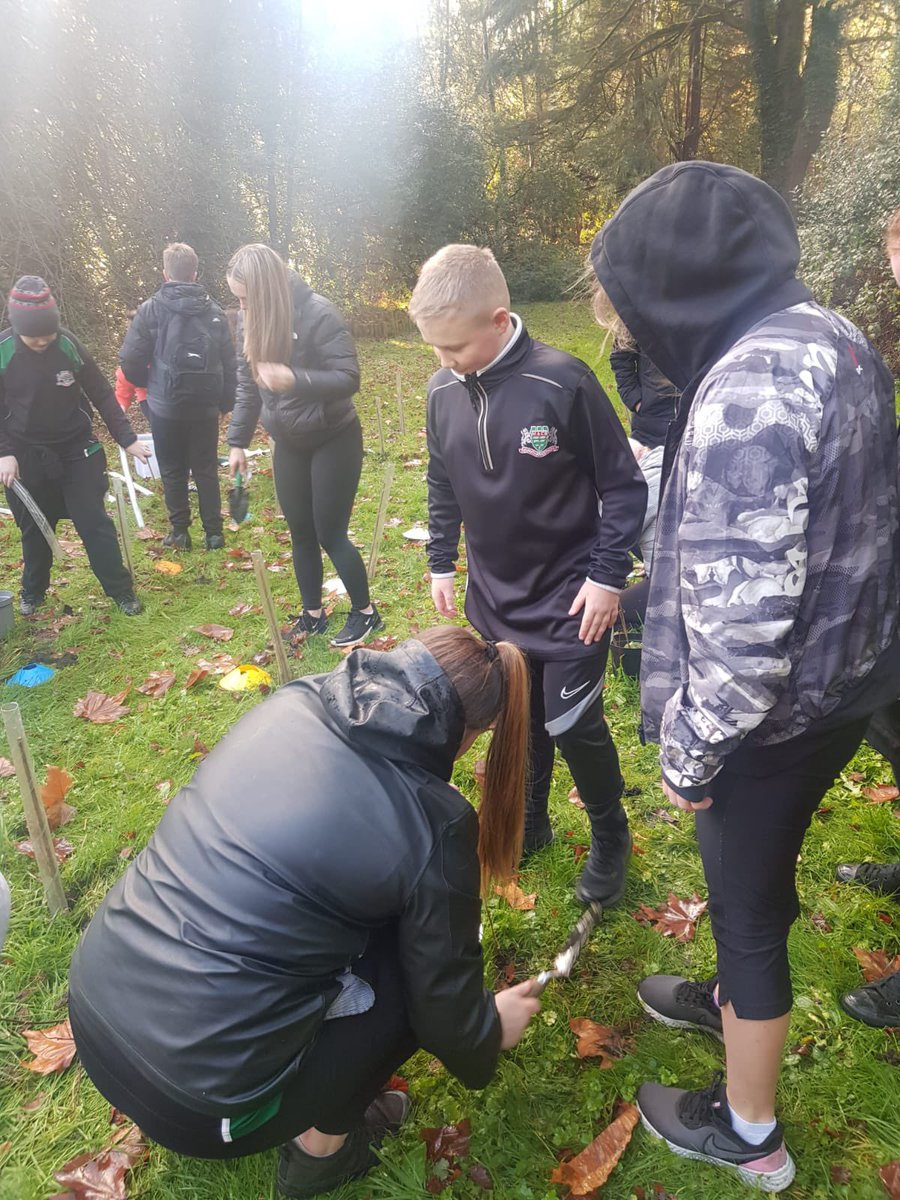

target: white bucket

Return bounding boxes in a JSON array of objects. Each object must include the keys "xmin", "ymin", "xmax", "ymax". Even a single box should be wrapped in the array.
[{"xmin": 133, "ymin": 433, "xmax": 160, "ymax": 480}]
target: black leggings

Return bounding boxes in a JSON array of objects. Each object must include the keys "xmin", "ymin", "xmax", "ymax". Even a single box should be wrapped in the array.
[
  {"xmin": 273, "ymin": 419, "xmax": 370, "ymax": 611},
  {"xmin": 696, "ymin": 718, "xmax": 869, "ymax": 1020},
  {"xmin": 69, "ymin": 932, "xmax": 417, "ymax": 1160}
]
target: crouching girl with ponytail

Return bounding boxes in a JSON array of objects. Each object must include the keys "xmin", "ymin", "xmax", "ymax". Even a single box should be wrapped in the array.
[{"xmin": 68, "ymin": 627, "xmax": 540, "ymax": 1199}]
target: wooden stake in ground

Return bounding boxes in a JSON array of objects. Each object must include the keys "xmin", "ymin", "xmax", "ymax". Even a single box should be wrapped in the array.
[
  {"xmin": 396, "ymin": 365, "xmax": 406, "ymax": 436},
  {"xmin": 367, "ymin": 461, "xmax": 395, "ymax": 583},
  {"xmin": 374, "ymin": 396, "xmax": 386, "ymax": 456},
  {"xmin": 250, "ymin": 549, "xmax": 293, "ymax": 686},
  {"xmin": 111, "ymin": 477, "xmax": 134, "ymax": 579},
  {"xmin": 1, "ymin": 703, "xmax": 68, "ymax": 915},
  {"xmin": 268, "ymin": 436, "xmax": 284, "ymax": 518}
]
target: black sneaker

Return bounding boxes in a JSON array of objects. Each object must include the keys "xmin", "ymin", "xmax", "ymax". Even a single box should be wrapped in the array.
[
  {"xmin": 330, "ymin": 605, "xmax": 384, "ymax": 648},
  {"xmin": 163, "ymin": 530, "xmax": 192, "ymax": 550},
  {"xmin": 637, "ymin": 1074, "xmax": 795, "ymax": 1193},
  {"xmin": 114, "ymin": 593, "xmax": 144, "ymax": 616},
  {"xmin": 575, "ymin": 826, "xmax": 632, "ymax": 906},
  {"xmin": 287, "ymin": 611, "xmax": 329, "ymax": 638},
  {"xmin": 522, "ymin": 824, "xmax": 555, "ymax": 858},
  {"xmin": 276, "ymin": 1090, "xmax": 410, "ymax": 1198},
  {"xmin": 638, "ymin": 974, "xmax": 724, "ymax": 1040},
  {"xmin": 840, "ymin": 968, "xmax": 900, "ymax": 1028},
  {"xmin": 835, "ymin": 861, "xmax": 900, "ymax": 896},
  {"xmin": 205, "ymin": 534, "xmax": 225, "ymax": 550},
  {"xmin": 19, "ymin": 592, "xmax": 45, "ymax": 616}
]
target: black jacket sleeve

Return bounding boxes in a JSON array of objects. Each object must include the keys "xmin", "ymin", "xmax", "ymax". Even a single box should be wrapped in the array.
[
  {"xmin": 571, "ymin": 369, "xmax": 647, "ymax": 590},
  {"xmin": 118, "ymin": 300, "xmax": 156, "ymax": 389},
  {"xmin": 0, "ymin": 369, "xmax": 11, "ymax": 457},
  {"xmin": 426, "ymin": 389, "xmax": 463, "ymax": 576},
  {"xmin": 397, "ymin": 808, "xmax": 501, "ymax": 1089},
  {"xmin": 289, "ymin": 299, "xmax": 360, "ymax": 403},
  {"xmin": 609, "ymin": 346, "xmax": 642, "ymax": 412},
  {"xmin": 75, "ymin": 338, "xmax": 137, "ymax": 448},
  {"xmin": 212, "ymin": 308, "xmax": 237, "ymax": 414},
  {"xmin": 226, "ymin": 321, "xmax": 262, "ymax": 448}
]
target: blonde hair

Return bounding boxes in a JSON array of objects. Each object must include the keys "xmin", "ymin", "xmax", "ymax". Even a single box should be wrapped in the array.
[
  {"xmin": 409, "ymin": 244, "xmax": 510, "ymax": 325},
  {"xmin": 584, "ymin": 253, "xmax": 635, "ymax": 351},
  {"xmin": 887, "ymin": 207, "xmax": 900, "ymax": 253},
  {"xmin": 226, "ymin": 244, "xmax": 294, "ymax": 381},
  {"xmin": 163, "ymin": 242, "xmax": 198, "ymax": 283}
]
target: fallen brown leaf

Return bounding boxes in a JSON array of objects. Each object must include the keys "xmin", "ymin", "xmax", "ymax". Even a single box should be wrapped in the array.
[
  {"xmin": 469, "ymin": 1163, "xmax": 493, "ymax": 1190},
  {"xmin": 865, "ymin": 784, "xmax": 900, "ymax": 805},
  {"xmin": 568, "ymin": 786, "xmax": 585, "ymax": 809},
  {"xmin": 16, "ymin": 837, "xmax": 74, "ymax": 864},
  {"xmin": 830, "ymin": 1165, "xmax": 851, "ymax": 1185},
  {"xmin": 137, "ymin": 671, "xmax": 176, "ymax": 699},
  {"xmin": 196, "ymin": 654, "xmax": 238, "ymax": 675},
  {"xmin": 228, "ymin": 602, "xmax": 261, "ymax": 617},
  {"xmin": 23, "ymin": 1092, "xmax": 46, "ymax": 1112},
  {"xmin": 852, "ymin": 948, "xmax": 900, "ymax": 983},
  {"xmin": 633, "ymin": 893, "xmax": 707, "ymax": 943},
  {"xmin": 421, "ymin": 1119, "xmax": 471, "ymax": 1163},
  {"xmin": 183, "ymin": 667, "xmax": 209, "ymax": 690},
  {"xmin": 569, "ymin": 1018, "xmax": 635, "ymax": 1068},
  {"xmin": 21, "ymin": 1019, "xmax": 76, "ymax": 1074},
  {"xmin": 550, "ymin": 1102, "xmax": 639, "ymax": 1194},
  {"xmin": 192, "ymin": 736, "xmax": 211, "ymax": 760},
  {"xmin": 73, "ymin": 690, "xmax": 130, "ymax": 724},
  {"xmin": 810, "ymin": 912, "xmax": 833, "ymax": 934},
  {"xmin": 52, "ymin": 1124, "xmax": 147, "ymax": 1200},
  {"xmin": 881, "ymin": 1160, "xmax": 900, "ymax": 1199},
  {"xmin": 195, "ymin": 624, "xmax": 234, "ymax": 642},
  {"xmin": 153, "ymin": 559, "xmax": 182, "ymax": 575},
  {"xmin": 134, "ymin": 527, "xmax": 163, "ymax": 541},
  {"xmin": 494, "ymin": 880, "xmax": 537, "ymax": 911},
  {"xmin": 41, "ymin": 765, "xmax": 76, "ymax": 830},
  {"xmin": 0, "ymin": 756, "xmax": 16, "ymax": 777}
]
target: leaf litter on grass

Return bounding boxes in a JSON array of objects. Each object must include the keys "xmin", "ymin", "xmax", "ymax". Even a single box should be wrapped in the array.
[
  {"xmin": 549, "ymin": 1101, "xmax": 639, "ymax": 1195},
  {"xmin": 493, "ymin": 879, "xmax": 537, "ymax": 911},
  {"xmin": 136, "ymin": 671, "xmax": 176, "ymax": 698},
  {"xmin": 633, "ymin": 893, "xmax": 707, "ymax": 943},
  {"xmin": 41, "ymin": 765, "xmax": 76, "ymax": 829},
  {"xmin": 21, "ymin": 1019, "xmax": 76, "ymax": 1074},
  {"xmin": 73, "ymin": 689, "xmax": 129, "ymax": 723},
  {"xmin": 569, "ymin": 1018, "xmax": 636, "ymax": 1068}
]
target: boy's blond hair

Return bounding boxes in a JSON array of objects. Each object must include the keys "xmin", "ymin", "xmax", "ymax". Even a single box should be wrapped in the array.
[
  {"xmin": 163, "ymin": 242, "xmax": 199, "ymax": 283},
  {"xmin": 886, "ymin": 207, "xmax": 900, "ymax": 253},
  {"xmin": 410, "ymin": 244, "xmax": 510, "ymax": 324}
]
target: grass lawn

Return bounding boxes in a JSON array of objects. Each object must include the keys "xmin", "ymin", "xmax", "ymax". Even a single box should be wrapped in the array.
[{"xmin": 0, "ymin": 302, "xmax": 898, "ymax": 1200}]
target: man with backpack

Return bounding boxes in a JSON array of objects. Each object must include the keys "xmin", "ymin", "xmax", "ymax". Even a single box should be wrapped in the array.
[{"xmin": 119, "ymin": 243, "xmax": 237, "ymax": 550}]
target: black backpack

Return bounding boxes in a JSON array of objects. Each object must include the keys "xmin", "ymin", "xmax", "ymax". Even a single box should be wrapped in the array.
[{"xmin": 154, "ymin": 302, "xmax": 225, "ymax": 406}]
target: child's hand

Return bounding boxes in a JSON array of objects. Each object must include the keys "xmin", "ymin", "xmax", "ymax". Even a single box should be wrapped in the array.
[
  {"xmin": 495, "ymin": 978, "xmax": 542, "ymax": 1049},
  {"xmin": 569, "ymin": 581, "xmax": 619, "ymax": 644},
  {"xmin": 229, "ymin": 447, "xmax": 248, "ymax": 480},
  {"xmin": 431, "ymin": 576, "xmax": 457, "ymax": 617},
  {"xmin": 257, "ymin": 362, "xmax": 296, "ymax": 393},
  {"xmin": 0, "ymin": 456, "xmax": 19, "ymax": 487},
  {"xmin": 125, "ymin": 440, "xmax": 151, "ymax": 464}
]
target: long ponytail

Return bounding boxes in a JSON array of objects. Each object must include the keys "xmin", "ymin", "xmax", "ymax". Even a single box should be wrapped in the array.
[
  {"xmin": 417, "ymin": 627, "xmax": 530, "ymax": 895},
  {"xmin": 226, "ymin": 244, "xmax": 294, "ymax": 382}
]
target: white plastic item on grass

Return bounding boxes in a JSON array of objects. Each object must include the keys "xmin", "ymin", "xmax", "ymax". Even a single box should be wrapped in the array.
[
  {"xmin": 132, "ymin": 433, "xmax": 160, "ymax": 480},
  {"xmin": 324, "ymin": 578, "xmax": 347, "ymax": 596},
  {"xmin": 402, "ymin": 526, "xmax": 430, "ymax": 542}
]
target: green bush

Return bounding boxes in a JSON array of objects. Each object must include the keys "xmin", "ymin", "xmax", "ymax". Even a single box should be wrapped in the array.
[{"xmin": 500, "ymin": 242, "xmax": 585, "ymax": 303}]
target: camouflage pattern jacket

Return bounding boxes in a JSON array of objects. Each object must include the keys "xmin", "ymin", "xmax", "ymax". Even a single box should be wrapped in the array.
[{"xmin": 641, "ymin": 301, "xmax": 899, "ymax": 795}]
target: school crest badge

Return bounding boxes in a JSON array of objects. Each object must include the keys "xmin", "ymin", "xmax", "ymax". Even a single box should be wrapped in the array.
[
  {"xmin": 56, "ymin": 370, "xmax": 75, "ymax": 387},
  {"xmin": 519, "ymin": 423, "xmax": 558, "ymax": 458}
]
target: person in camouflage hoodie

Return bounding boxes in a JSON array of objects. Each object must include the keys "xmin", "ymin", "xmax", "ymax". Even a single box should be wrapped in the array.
[{"xmin": 590, "ymin": 162, "xmax": 900, "ymax": 1192}]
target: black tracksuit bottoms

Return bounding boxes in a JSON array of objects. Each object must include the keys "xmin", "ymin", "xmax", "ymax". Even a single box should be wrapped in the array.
[
  {"xmin": 148, "ymin": 410, "xmax": 223, "ymax": 537},
  {"xmin": 6, "ymin": 447, "xmax": 132, "ymax": 599},
  {"xmin": 69, "ymin": 929, "xmax": 417, "ymax": 1159}
]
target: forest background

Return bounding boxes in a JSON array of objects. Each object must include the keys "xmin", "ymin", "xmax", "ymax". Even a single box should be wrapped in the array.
[{"xmin": 1, "ymin": 0, "xmax": 899, "ymax": 368}]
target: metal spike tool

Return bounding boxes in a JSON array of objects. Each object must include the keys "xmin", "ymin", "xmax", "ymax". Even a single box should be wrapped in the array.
[{"xmin": 535, "ymin": 901, "xmax": 604, "ymax": 992}]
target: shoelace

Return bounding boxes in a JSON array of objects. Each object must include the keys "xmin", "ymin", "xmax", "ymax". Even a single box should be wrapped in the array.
[
  {"xmin": 856, "ymin": 862, "xmax": 900, "ymax": 892},
  {"xmin": 864, "ymin": 969, "xmax": 900, "ymax": 1000},
  {"xmin": 675, "ymin": 976, "xmax": 719, "ymax": 1013},
  {"xmin": 678, "ymin": 1072, "xmax": 725, "ymax": 1128}
]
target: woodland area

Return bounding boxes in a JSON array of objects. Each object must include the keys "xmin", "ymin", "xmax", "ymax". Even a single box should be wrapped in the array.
[{"xmin": 0, "ymin": 0, "xmax": 899, "ymax": 363}]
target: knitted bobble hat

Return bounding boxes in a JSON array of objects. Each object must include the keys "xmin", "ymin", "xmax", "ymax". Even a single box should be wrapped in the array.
[{"xmin": 8, "ymin": 276, "xmax": 60, "ymax": 337}]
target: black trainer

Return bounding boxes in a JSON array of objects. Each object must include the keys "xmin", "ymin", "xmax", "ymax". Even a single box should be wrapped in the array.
[
  {"xmin": 287, "ymin": 611, "xmax": 329, "ymax": 638},
  {"xmin": 637, "ymin": 1074, "xmax": 795, "ymax": 1193},
  {"xmin": 575, "ymin": 826, "xmax": 631, "ymax": 906},
  {"xmin": 205, "ymin": 534, "xmax": 225, "ymax": 550},
  {"xmin": 163, "ymin": 530, "xmax": 192, "ymax": 550},
  {"xmin": 330, "ymin": 605, "xmax": 383, "ymax": 648},
  {"xmin": 276, "ymin": 1090, "xmax": 410, "ymax": 1198},
  {"xmin": 638, "ymin": 974, "xmax": 724, "ymax": 1040},
  {"xmin": 841, "ymin": 968, "xmax": 900, "ymax": 1028},
  {"xmin": 19, "ymin": 592, "xmax": 45, "ymax": 616},
  {"xmin": 835, "ymin": 861, "xmax": 900, "ymax": 896},
  {"xmin": 114, "ymin": 593, "xmax": 144, "ymax": 616}
]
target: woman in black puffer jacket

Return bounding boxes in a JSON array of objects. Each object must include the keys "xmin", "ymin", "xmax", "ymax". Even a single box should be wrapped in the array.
[{"xmin": 226, "ymin": 244, "xmax": 381, "ymax": 647}]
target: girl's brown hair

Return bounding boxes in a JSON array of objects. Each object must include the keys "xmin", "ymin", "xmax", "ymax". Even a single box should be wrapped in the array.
[
  {"xmin": 226, "ymin": 244, "xmax": 294, "ymax": 383},
  {"xmin": 418, "ymin": 625, "xmax": 530, "ymax": 894}
]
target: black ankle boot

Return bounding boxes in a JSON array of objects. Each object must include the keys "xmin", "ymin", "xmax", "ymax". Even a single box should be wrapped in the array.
[{"xmin": 575, "ymin": 822, "xmax": 632, "ymax": 906}]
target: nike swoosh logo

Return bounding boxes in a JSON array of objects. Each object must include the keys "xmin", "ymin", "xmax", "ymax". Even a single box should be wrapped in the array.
[{"xmin": 560, "ymin": 680, "xmax": 591, "ymax": 701}]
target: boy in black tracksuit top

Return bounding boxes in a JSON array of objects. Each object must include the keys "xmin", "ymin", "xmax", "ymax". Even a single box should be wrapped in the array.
[
  {"xmin": 411, "ymin": 245, "xmax": 647, "ymax": 905},
  {"xmin": 119, "ymin": 242, "xmax": 236, "ymax": 551},
  {"xmin": 0, "ymin": 276, "xmax": 148, "ymax": 615}
]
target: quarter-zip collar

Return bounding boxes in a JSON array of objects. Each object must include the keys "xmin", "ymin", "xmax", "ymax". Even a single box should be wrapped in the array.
[{"xmin": 451, "ymin": 313, "xmax": 524, "ymax": 382}]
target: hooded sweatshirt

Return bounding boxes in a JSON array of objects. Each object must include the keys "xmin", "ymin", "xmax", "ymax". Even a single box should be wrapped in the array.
[
  {"xmin": 592, "ymin": 162, "xmax": 900, "ymax": 799},
  {"xmin": 68, "ymin": 641, "xmax": 500, "ymax": 1114},
  {"xmin": 119, "ymin": 282, "xmax": 237, "ymax": 420}
]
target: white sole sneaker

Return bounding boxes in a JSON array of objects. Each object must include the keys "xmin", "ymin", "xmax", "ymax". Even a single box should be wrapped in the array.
[{"xmin": 638, "ymin": 1112, "xmax": 796, "ymax": 1193}]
